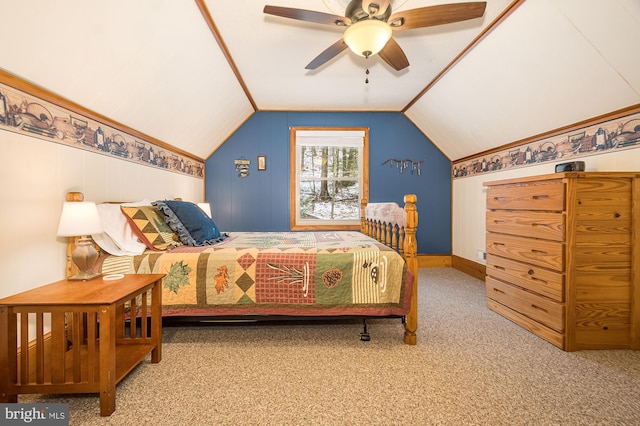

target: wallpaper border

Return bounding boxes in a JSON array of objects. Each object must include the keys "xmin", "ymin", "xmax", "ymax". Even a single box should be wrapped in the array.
[
  {"xmin": 452, "ymin": 109, "xmax": 640, "ymax": 179},
  {"xmin": 0, "ymin": 81, "xmax": 204, "ymax": 179}
]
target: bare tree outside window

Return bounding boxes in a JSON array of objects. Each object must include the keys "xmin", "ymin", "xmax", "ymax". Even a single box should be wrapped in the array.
[{"xmin": 299, "ymin": 145, "xmax": 360, "ymax": 220}]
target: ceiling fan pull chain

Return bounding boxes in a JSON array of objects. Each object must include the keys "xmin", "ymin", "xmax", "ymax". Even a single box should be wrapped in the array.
[{"xmin": 364, "ymin": 53, "xmax": 370, "ymax": 84}]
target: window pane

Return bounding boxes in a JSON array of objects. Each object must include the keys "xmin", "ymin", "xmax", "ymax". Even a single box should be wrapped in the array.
[
  {"xmin": 299, "ymin": 180, "xmax": 360, "ymax": 220},
  {"xmin": 299, "ymin": 146, "xmax": 360, "ymax": 179}
]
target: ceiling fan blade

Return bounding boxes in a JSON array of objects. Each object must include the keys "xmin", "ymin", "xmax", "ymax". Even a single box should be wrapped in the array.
[
  {"xmin": 264, "ymin": 5, "xmax": 350, "ymax": 26},
  {"xmin": 378, "ymin": 38, "xmax": 409, "ymax": 71},
  {"xmin": 305, "ymin": 39, "xmax": 349, "ymax": 70},
  {"xmin": 389, "ymin": 2, "xmax": 487, "ymax": 30}
]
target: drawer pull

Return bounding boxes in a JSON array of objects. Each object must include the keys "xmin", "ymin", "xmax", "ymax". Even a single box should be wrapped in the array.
[
  {"xmin": 531, "ymin": 249, "xmax": 547, "ymax": 255},
  {"xmin": 531, "ymin": 304, "xmax": 548, "ymax": 313},
  {"xmin": 493, "ymin": 265, "xmax": 506, "ymax": 271},
  {"xmin": 531, "ymin": 223, "xmax": 547, "ymax": 228},
  {"xmin": 493, "ymin": 220, "xmax": 506, "ymax": 224},
  {"xmin": 527, "ymin": 269, "xmax": 549, "ymax": 284},
  {"xmin": 493, "ymin": 288, "xmax": 505, "ymax": 294},
  {"xmin": 532, "ymin": 195, "xmax": 550, "ymax": 200}
]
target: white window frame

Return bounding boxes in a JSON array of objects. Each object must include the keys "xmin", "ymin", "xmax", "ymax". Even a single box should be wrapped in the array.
[{"xmin": 289, "ymin": 127, "xmax": 369, "ymax": 230}]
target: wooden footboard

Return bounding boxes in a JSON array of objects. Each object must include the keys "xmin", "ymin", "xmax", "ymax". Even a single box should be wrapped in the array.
[{"xmin": 361, "ymin": 195, "xmax": 418, "ymax": 345}]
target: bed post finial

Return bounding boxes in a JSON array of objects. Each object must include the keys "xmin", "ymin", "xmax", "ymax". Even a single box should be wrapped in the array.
[{"xmin": 66, "ymin": 191, "xmax": 84, "ymax": 202}]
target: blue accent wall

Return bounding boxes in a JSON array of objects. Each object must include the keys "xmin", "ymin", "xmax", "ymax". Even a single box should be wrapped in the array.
[{"xmin": 204, "ymin": 111, "xmax": 451, "ymax": 254}]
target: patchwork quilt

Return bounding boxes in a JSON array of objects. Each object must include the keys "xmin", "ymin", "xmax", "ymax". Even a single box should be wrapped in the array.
[{"xmin": 99, "ymin": 231, "xmax": 412, "ymax": 317}]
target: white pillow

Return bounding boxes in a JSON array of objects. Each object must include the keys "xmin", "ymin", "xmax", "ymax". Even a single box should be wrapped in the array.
[
  {"xmin": 91, "ymin": 231, "xmax": 127, "ymax": 256},
  {"xmin": 92, "ymin": 200, "xmax": 151, "ymax": 255}
]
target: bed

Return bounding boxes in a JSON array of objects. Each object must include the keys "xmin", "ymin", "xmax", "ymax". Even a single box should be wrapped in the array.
[{"xmin": 64, "ymin": 192, "xmax": 419, "ymax": 344}]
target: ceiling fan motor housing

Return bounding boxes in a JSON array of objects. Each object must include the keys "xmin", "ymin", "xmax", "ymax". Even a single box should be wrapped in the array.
[{"xmin": 345, "ymin": 0, "xmax": 391, "ymax": 23}]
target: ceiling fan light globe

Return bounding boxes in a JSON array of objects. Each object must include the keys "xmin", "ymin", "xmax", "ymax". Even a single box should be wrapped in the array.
[{"xmin": 343, "ymin": 19, "xmax": 392, "ymax": 57}]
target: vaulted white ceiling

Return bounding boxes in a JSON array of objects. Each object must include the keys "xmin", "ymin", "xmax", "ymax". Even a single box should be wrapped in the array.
[{"xmin": 1, "ymin": 0, "xmax": 638, "ymax": 161}]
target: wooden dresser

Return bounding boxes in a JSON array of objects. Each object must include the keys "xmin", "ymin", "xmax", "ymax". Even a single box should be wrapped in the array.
[{"xmin": 484, "ymin": 172, "xmax": 639, "ymax": 351}]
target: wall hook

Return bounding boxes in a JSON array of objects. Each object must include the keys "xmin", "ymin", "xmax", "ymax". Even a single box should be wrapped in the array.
[{"xmin": 381, "ymin": 158, "xmax": 424, "ymax": 176}]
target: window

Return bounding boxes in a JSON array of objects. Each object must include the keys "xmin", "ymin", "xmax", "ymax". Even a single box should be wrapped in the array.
[{"xmin": 289, "ymin": 127, "xmax": 369, "ymax": 230}]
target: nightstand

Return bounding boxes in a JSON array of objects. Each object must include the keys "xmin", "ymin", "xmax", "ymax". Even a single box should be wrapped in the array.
[{"xmin": 0, "ymin": 273, "xmax": 164, "ymax": 416}]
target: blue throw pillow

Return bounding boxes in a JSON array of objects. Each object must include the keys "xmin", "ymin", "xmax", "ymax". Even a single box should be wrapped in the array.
[{"xmin": 153, "ymin": 200, "xmax": 226, "ymax": 246}]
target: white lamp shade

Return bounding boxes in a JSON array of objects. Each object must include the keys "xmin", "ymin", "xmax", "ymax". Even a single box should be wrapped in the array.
[
  {"xmin": 57, "ymin": 201, "xmax": 103, "ymax": 236},
  {"xmin": 197, "ymin": 202, "xmax": 212, "ymax": 218},
  {"xmin": 343, "ymin": 19, "xmax": 392, "ymax": 57}
]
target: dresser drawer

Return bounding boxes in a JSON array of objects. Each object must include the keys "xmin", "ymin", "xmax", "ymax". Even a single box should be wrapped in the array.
[
  {"xmin": 486, "ymin": 277, "xmax": 565, "ymax": 332},
  {"xmin": 486, "ymin": 180, "xmax": 565, "ymax": 211},
  {"xmin": 486, "ymin": 254, "xmax": 564, "ymax": 302},
  {"xmin": 486, "ymin": 210, "xmax": 565, "ymax": 241},
  {"xmin": 486, "ymin": 233, "xmax": 564, "ymax": 271}
]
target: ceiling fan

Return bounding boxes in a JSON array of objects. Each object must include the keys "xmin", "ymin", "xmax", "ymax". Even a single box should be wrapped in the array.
[{"xmin": 264, "ymin": 0, "xmax": 487, "ymax": 71}]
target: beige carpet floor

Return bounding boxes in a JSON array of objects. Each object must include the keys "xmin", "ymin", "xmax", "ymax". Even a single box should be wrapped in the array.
[{"xmin": 20, "ymin": 268, "xmax": 640, "ymax": 425}]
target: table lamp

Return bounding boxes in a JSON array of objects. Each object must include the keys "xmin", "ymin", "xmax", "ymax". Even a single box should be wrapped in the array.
[
  {"xmin": 197, "ymin": 202, "xmax": 212, "ymax": 218},
  {"xmin": 57, "ymin": 198, "xmax": 104, "ymax": 281}
]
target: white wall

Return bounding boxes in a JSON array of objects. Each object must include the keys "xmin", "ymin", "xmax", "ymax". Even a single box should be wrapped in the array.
[
  {"xmin": 453, "ymin": 149, "xmax": 640, "ymax": 263},
  {"xmin": 0, "ymin": 130, "xmax": 203, "ymax": 299}
]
